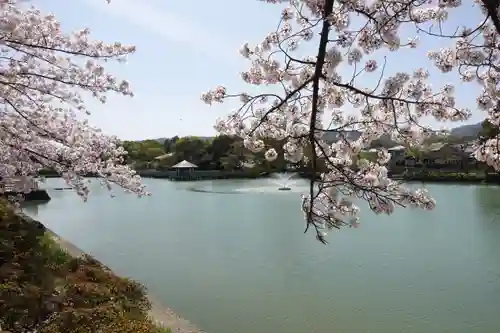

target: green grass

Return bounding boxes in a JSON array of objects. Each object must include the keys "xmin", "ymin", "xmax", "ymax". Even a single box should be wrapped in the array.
[
  {"xmin": 157, "ymin": 328, "xmax": 173, "ymax": 333},
  {"xmin": 37, "ymin": 233, "xmax": 73, "ymax": 268}
]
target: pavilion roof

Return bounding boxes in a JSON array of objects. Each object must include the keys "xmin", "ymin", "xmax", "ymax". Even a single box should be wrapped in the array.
[{"xmin": 171, "ymin": 160, "xmax": 198, "ymax": 168}]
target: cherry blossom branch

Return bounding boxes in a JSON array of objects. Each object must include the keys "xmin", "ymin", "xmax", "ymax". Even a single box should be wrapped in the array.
[
  {"xmin": 0, "ymin": 0, "xmax": 147, "ymax": 199},
  {"xmin": 203, "ymin": 0, "xmax": 500, "ymax": 242}
]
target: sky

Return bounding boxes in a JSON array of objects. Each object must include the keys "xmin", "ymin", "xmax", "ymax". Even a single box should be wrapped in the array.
[{"xmin": 36, "ymin": 0, "xmax": 486, "ymax": 140}]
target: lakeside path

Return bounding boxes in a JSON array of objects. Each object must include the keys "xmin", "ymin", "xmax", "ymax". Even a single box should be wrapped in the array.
[{"xmin": 46, "ymin": 229, "xmax": 206, "ymax": 333}]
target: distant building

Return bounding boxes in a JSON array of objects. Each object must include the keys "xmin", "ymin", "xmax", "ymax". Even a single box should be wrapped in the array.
[
  {"xmin": 388, "ymin": 145, "xmax": 407, "ymax": 165},
  {"xmin": 241, "ymin": 161, "xmax": 256, "ymax": 168},
  {"xmin": 421, "ymin": 142, "xmax": 477, "ymax": 169},
  {"xmin": 154, "ymin": 152, "xmax": 175, "ymax": 161},
  {"xmin": 388, "ymin": 145, "xmax": 406, "ymax": 151}
]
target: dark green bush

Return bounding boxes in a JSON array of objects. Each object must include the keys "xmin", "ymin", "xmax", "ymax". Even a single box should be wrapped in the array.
[{"xmin": 0, "ymin": 200, "xmax": 166, "ymax": 333}]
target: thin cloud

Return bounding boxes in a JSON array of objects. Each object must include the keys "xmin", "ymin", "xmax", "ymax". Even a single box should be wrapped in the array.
[{"xmin": 81, "ymin": 0, "xmax": 236, "ymax": 59}]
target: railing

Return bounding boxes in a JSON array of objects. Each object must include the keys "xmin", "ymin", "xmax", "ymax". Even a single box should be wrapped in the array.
[{"xmin": 0, "ymin": 177, "xmax": 39, "ymax": 193}]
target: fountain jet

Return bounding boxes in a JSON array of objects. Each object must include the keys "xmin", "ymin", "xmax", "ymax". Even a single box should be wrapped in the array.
[{"xmin": 270, "ymin": 172, "xmax": 297, "ymax": 191}]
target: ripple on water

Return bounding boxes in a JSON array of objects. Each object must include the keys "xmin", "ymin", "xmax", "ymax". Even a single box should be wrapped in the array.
[
  {"xmin": 187, "ymin": 185, "xmax": 308, "ymax": 195},
  {"xmin": 187, "ymin": 187, "xmax": 239, "ymax": 195},
  {"xmin": 232, "ymin": 186, "xmax": 308, "ymax": 194}
]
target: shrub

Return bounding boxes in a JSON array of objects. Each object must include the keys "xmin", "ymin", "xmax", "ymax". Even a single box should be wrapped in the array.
[
  {"xmin": 0, "ymin": 200, "xmax": 167, "ymax": 333},
  {"xmin": 0, "ymin": 200, "xmax": 57, "ymax": 332}
]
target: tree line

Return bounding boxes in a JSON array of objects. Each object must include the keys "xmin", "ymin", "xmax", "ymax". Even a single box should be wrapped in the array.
[
  {"xmin": 121, "ymin": 135, "xmax": 302, "ymax": 173},
  {"xmin": 122, "ymin": 123, "xmax": 499, "ymax": 174}
]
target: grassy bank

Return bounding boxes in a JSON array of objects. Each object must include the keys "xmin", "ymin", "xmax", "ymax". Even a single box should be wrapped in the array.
[{"xmin": 0, "ymin": 200, "xmax": 171, "ymax": 333}]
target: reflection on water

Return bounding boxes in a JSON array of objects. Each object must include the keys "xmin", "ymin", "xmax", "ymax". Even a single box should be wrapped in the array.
[
  {"xmin": 474, "ymin": 185, "xmax": 500, "ymax": 220},
  {"xmin": 21, "ymin": 201, "xmax": 48, "ymax": 216},
  {"xmin": 187, "ymin": 187, "xmax": 240, "ymax": 195}
]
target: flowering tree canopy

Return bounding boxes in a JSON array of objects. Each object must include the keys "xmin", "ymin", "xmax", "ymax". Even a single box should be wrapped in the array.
[
  {"xmin": 202, "ymin": 0, "xmax": 500, "ymax": 242},
  {"xmin": 0, "ymin": 0, "xmax": 147, "ymax": 199}
]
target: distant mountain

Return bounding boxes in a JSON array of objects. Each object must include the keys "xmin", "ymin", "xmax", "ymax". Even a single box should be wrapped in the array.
[
  {"xmin": 154, "ymin": 136, "xmax": 214, "ymax": 144},
  {"xmin": 150, "ymin": 122, "xmax": 483, "ymax": 146},
  {"xmin": 450, "ymin": 122, "xmax": 483, "ymax": 138},
  {"xmin": 154, "ymin": 138, "xmax": 167, "ymax": 144},
  {"xmin": 321, "ymin": 122, "xmax": 484, "ymax": 145}
]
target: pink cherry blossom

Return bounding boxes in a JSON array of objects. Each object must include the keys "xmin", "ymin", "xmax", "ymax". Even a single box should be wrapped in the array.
[
  {"xmin": 0, "ymin": 0, "xmax": 148, "ymax": 200},
  {"xmin": 203, "ymin": 0, "xmax": 500, "ymax": 242}
]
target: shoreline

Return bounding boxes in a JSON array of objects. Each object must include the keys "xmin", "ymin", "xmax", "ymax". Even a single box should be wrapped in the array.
[
  {"xmin": 38, "ymin": 170, "xmax": 500, "ymax": 185},
  {"xmin": 42, "ymin": 226, "xmax": 205, "ymax": 333}
]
